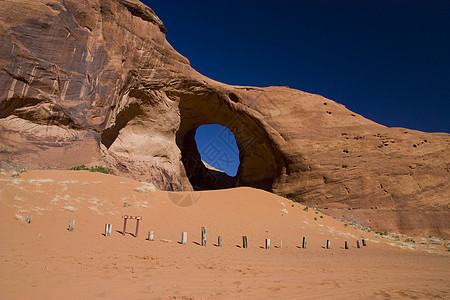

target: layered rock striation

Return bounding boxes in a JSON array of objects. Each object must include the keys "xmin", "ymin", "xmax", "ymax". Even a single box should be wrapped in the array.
[{"xmin": 1, "ymin": 0, "xmax": 448, "ymax": 236}]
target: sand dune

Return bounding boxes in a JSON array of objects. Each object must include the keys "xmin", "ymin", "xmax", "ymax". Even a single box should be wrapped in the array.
[{"xmin": 1, "ymin": 170, "xmax": 448, "ymax": 299}]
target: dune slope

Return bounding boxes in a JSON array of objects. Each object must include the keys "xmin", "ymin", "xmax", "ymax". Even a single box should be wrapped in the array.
[{"xmin": 0, "ymin": 170, "xmax": 449, "ymax": 299}]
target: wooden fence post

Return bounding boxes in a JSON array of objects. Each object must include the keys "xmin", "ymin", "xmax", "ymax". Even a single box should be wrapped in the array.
[
  {"xmin": 105, "ymin": 224, "xmax": 112, "ymax": 237},
  {"xmin": 302, "ymin": 237, "xmax": 307, "ymax": 249},
  {"xmin": 218, "ymin": 235, "xmax": 222, "ymax": 247},
  {"xmin": 26, "ymin": 215, "xmax": 32, "ymax": 224},
  {"xmin": 68, "ymin": 220, "xmax": 75, "ymax": 232},
  {"xmin": 148, "ymin": 231, "xmax": 154, "ymax": 241},
  {"xmin": 181, "ymin": 232, "xmax": 187, "ymax": 245},
  {"xmin": 345, "ymin": 241, "xmax": 349, "ymax": 249},
  {"xmin": 265, "ymin": 238, "xmax": 270, "ymax": 249},
  {"xmin": 201, "ymin": 227, "xmax": 207, "ymax": 246},
  {"xmin": 279, "ymin": 240, "xmax": 282, "ymax": 248},
  {"xmin": 242, "ymin": 236, "xmax": 248, "ymax": 248},
  {"xmin": 122, "ymin": 216, "xmax": 128, "ymax": 236},
  {"xmin": 135, "ymin": 217, "xmax": 140, "ymax": 238},
  {"xmin": 326, "ymin": 240, "xmax": 331, "ymax": 249}
]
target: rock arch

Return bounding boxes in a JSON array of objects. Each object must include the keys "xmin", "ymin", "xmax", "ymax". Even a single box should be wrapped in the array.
[{"xmin": 176, "ymin": 90, "xmax": 286, "ymax": 191}]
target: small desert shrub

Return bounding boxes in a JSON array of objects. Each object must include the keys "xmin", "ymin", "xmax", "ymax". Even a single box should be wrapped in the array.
[
  {"xmin": 71, "ymin": 164, "xmax": 109, "ymax": 174},
  {"xmin": 405, "ymin": 238, "xmax": 415, "ymax": 243},
  {"xmin": 314, "ymin": 217, "xmax": 317, "ymax": 221},
  {"xmin": 313, "ymin": 206, "xmax": 321, "ymax": 212},
  {"xmin": 360, "ymin": 227, "xmax": 372, "ymax": 232},
  {"xmin": 303, "ymin": 206, "xmax": 309, "ymax": 212},
  {"xmin": 123, "ymin": 202, "xmax": 131, "ymax": 208},
  {"xmin": 89, "ymin": 165, "xmax": 109, "ymax": 174},
  {"xmin": 320, "ymin": 215, "xmax": 323, "ymax": 219},
  {"xmin": 11, "ymin": 172, "xmax": 19, "ymax": 177},
  {"xmin": 19, "ymin": 168, "xmax": 27, "ymax": 173},
  {"xmin": 375, "ymin": 231, "xmax": 389, "ymax": 236},
  {"xmin": 71, "ymin": 164, "xmax": 89, "ymax": 171}
]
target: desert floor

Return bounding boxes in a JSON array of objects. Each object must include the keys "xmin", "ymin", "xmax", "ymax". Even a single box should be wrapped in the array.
[{"xmin": 1, "ymin": 170, "xmax": 449, "ymax": 299}]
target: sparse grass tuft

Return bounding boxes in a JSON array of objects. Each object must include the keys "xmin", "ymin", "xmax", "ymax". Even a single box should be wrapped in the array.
[
  {"xmin": 15, "ymin": 213, "xmax": 24, "ymax": 221},
  {"xmin": 63, "ymin": 206, "xmax": 77, "ymax": 212},
  {"xmin": 11, "ymin": 172, "xmax": 19, "ymax": 177},
  {"xmin": 19, "ymin": 168, "xmax": 27, "ymax": 173},
  {"xmin": 123, "ymin": 202, "xmax": 131, "ymax": 208},
  {"xmin": 134, "ymin": 183, "xmax": 156, "ymax": 194}
]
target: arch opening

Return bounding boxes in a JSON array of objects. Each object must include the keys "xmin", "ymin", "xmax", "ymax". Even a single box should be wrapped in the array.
[{"xmin": 175, "ymin": 90, "xmax": 286, "ymax": 192}]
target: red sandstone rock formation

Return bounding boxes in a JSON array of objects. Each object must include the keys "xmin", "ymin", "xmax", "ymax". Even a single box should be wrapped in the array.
[{"xmin": 0, "ymin": 0, "xmax": 448, "ymax": 236}]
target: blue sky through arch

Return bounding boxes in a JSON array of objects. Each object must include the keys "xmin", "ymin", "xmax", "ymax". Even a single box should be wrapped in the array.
[{"xmin": 195, "ymin": 124, "xmax": 240, "ymax": 176}]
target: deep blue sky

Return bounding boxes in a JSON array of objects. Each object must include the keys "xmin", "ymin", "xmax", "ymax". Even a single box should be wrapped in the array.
[
  {"xmin": 146, "ymin": 0, "xmax": 449, "ymax": 134},
  {"xmin": 144, "ymin": 1, "xmax": 450, "ymax": 174}
]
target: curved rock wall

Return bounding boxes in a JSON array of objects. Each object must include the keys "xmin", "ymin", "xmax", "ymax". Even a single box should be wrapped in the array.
[{"xmin": 0, "ymin": 0, "xmax": 448, "ymax": 236}]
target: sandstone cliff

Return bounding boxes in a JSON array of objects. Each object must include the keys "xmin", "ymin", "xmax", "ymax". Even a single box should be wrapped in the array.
[{"xmin": 1, "ymin": 0, "xmax": 448, "ymax": 236}]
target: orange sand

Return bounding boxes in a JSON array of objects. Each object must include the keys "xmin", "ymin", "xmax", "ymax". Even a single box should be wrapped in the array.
[{"xmin": 1, "ymin": 170, "xmax": 448, "ymax": 299}]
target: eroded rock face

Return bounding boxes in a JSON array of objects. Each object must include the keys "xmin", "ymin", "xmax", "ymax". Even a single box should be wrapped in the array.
[{"xmin": 0, "ymin": 0, "xmax": 449, "ymax": 236}]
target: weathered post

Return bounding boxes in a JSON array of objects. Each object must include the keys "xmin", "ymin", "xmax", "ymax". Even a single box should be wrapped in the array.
[
  {"xmin": 326, "ymin": 240, "xmax": 331, "ymax": 249},
  {"xmin": 122, "ymin": 215, "xmax": 128, "ymax": 236},
  {"xmin": 218, "ymin": 235, "xmax": 222, "ymax": 247},
  {"xmin": 279, "ymin": 240, "xmax": 283, "ymax": 248},
  {"xmin": 345, "ymin": 241, "xmax": 349, "ymax": 249},
  {"xmin": 201, "ymin": 227, "xmax": 207, "ymax": 246},
  {"xmin": 181, "ymin": 232, "xmax": 187, "ymax": 245},
  {"xmin": 357, "ymin": 240, "xmax": 360, "ymax": 248},
  {"xmin": 135, "ymin": 217, "xmax": 141, "ymax": 238},
  {"xmin": 26, "ymin": 215, "xmax": 32, "ymax": 224},
  {"xmin": 362, "ymin": 239, "xmax": 367, "ymax": 246},
  {"xmin": 302, "ymin": 237, "xmax": 307, "ymax": 249},
  {"xmin": 265, "ymin": 238, "xmax": 270, "ymax": 249},
  {"xmin": 242, "ymin": 236, "xmax": 248, "ymax": 248},
  {"xmin": 105, "ymin": 223, "xmax": 112, "ymax": 237},
  {"xmin": 148, "ymin": 231, "xmax": 154, "ymax": 241},
  {"xmin": 68, "ymin": 220, "xmax": 75, "ymax": 232}
]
